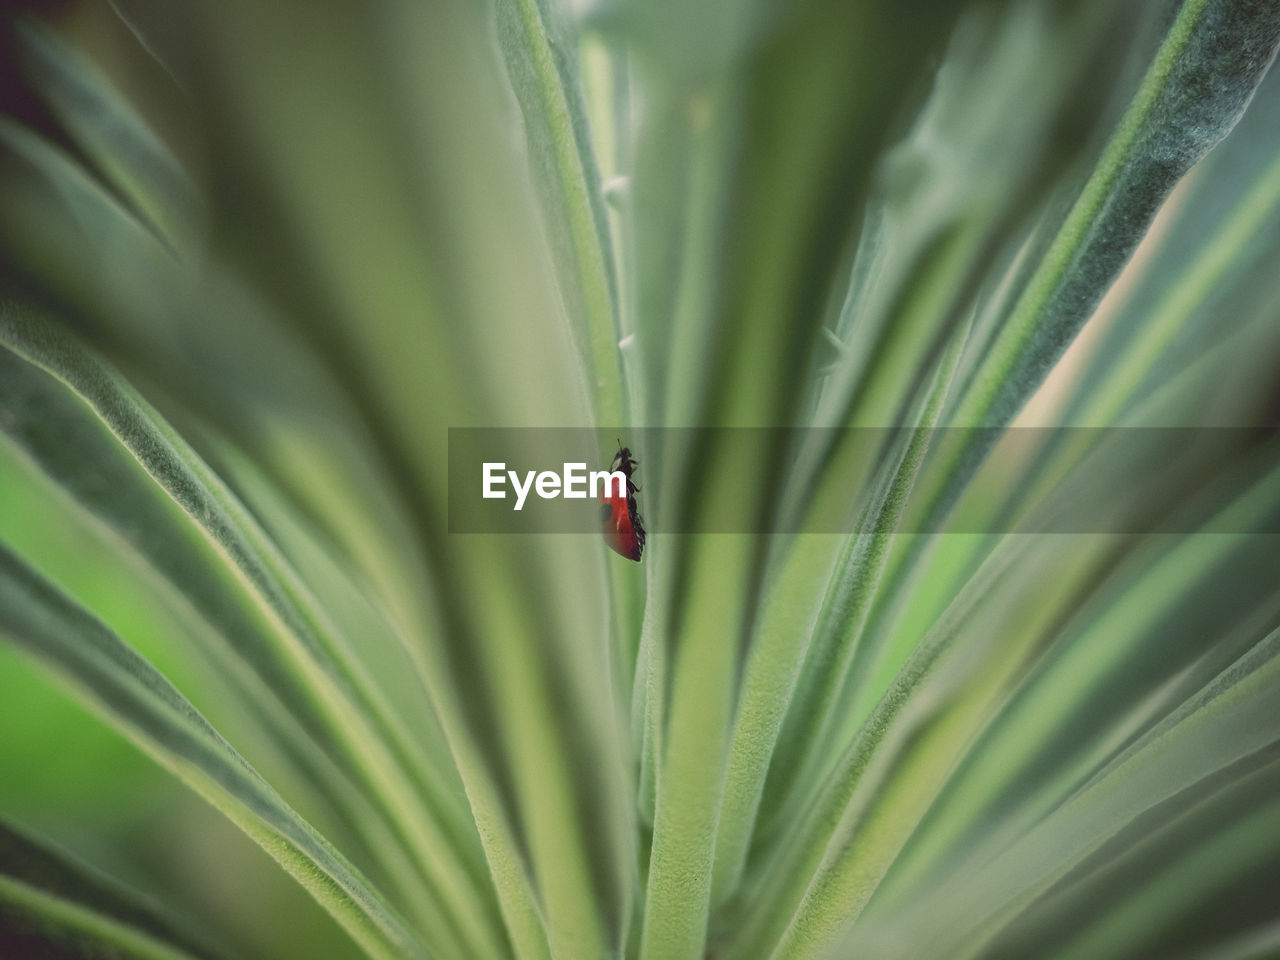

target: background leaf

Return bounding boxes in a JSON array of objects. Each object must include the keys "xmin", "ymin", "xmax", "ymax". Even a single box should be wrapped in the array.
[{"xmin": 1, "ymin": 0, "xmax": 1279, "ymax": 958}]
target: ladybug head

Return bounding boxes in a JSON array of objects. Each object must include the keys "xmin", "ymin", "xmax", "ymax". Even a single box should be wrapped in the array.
[{"xmin": 611, "ymin": 446, "xmax": 636, "ymax": 475}]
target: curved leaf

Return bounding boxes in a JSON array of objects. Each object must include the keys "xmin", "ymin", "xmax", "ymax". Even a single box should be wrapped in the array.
[{"xmin": 0, "ymin": 542, "xmax": 430, "ymax": 960}]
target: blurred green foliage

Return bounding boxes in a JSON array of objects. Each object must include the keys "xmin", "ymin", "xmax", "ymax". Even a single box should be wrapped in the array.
[{"xmin": 1, "ymin": 0, "xmax": 1279, "ymax": 958}]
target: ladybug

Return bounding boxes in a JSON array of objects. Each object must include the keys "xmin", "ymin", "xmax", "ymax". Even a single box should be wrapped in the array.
[{"xmin": 601, "ymin": 445, "xmax": 645, "ymax": 562}]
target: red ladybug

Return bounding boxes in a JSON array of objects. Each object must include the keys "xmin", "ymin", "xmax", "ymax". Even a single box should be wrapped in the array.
[{"xmin": 601, "ymin": 445, "xmax": 645, "ymax": 562}]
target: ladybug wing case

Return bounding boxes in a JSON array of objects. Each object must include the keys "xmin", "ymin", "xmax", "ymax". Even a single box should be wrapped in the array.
[
  {"xmin": 602, "ymin": 496, "xmax": 644, "ymax": 561},
  {"xmin": 601, "ymin": 447, "xmax": 645, "ymax": 561}
]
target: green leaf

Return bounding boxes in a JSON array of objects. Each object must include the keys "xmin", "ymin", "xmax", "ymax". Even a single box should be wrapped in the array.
[
  {"xmin": 951, "ymin": 0, "xmax": 1280, "ymax": 431},
  {"xmin": 0, "ymin": 302, "xmax": 504, "ymax": 958},
  {"xmin": 14, "ymin": 19, "xmax": 202, "ymax": 252},
  {"xmin": 0, "ymin": 542, "xmax": 430, "ymax": 960},
  {"xmin": 0, "ymin": 817, "xmax": 226, "ymax": 960},
  {"xmin": 4, "ymin": 0, "xmax": 1280, "ymax": 958},
  {"xmin": 711, "ymin": 321, "xmax": 969, "ymax": 907},
  {"xmin": 0, "ymin": 877, "xmax": 207, "ymax": 960},
  {"xmin": 493, "ymin": 0, "xmax": 625, "ymax": 427},
  {"xmin": 890, "ymin": 618, "xmax": 1280, "ymax": 960}
]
